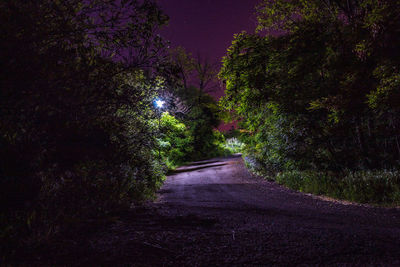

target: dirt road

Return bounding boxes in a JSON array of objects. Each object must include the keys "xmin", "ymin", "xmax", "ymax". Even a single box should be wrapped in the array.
[
  {"xmin": 37, "ymin": 155, "xmax": 400, "ymax": 266},
  {"xmin": 153, "ymin": 154, "xmax": 400, "ymax": 266}
]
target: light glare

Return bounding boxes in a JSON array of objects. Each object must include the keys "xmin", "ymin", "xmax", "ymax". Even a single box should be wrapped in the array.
[{"xmin": 155, "ymin": 99, "xmax": 165, "ymax": 109}]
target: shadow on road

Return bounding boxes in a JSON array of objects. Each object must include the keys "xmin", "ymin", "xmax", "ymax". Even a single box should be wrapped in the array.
[
  {"xmin": 185, "ymin": 160, "xmax": 221, "ymax": 167},
  {"xmin": 168, "ymin": 163, "xmax": 227, "ymax": 174},
  {"xmin": 167, "ymin": 154, "xmax": 242, "ymax": 175}
]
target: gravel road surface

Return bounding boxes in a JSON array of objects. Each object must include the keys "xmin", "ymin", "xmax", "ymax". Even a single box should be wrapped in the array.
[
  {"xmin": 152, "ymin": 154, "xmax": 400, "ymax": 266},
  {"xmin": 26, "ymin": 155, "xmax": 400, "ymax": 266}
]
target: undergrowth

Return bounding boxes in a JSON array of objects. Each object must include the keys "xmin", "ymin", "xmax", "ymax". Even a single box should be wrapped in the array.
[{"xmin": 245, "ymin": 157, "xmax": 400, "ymax": 206}]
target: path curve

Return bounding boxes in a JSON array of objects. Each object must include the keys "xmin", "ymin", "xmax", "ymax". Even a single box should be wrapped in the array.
[{"xmin": 156, "ymin": 155, "xmax": 400, "ymax": 265}]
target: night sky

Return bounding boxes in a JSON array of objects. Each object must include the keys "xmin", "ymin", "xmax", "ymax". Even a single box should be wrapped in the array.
[{"xmin": 158, "ymin": 0, "xmax": 261, "ymax": 98}]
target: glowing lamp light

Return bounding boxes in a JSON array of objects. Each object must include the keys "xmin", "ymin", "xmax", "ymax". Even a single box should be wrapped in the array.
[{"xmin": 155, "ymin": 99, "xmax": 165, "ymax": 109}]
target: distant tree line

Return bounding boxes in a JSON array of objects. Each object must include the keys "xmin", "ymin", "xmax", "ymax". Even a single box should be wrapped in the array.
[{"xmin": 159, "ymin": 47, "xmax": 229, "ymax": 167}]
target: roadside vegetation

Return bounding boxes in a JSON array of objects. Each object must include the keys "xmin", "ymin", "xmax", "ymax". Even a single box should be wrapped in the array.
[
  {"xmin": 156, "ymin": 88, "xmax": 231, "ymax": 170},
  {"xmin": 220, "ymin": 0, "xmax": 400, "ymax": 206},
  {"xmin": 275, "ymin": 170, "xmax": 400, "ymax": 204},
  {"xmin": 221, "ymin": 129, "xmax": 245, "ymax": 154},
  {"xmin": 0, "ymin": 0, "xmax": 231, "ymax": 260}
]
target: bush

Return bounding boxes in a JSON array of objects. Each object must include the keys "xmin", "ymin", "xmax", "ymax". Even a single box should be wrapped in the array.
[
  {"xmin": 157, "ymin": 112, "xmax": 233, "ymax": 169},
  {"xmin": 157, "ymin": 112, "xmax": 193, "ymax": 169},
  {"xmin": 209, "ymin": 130, "xmax": 234, "ymax": 158},
  {"xmin": 223, "ymin": 137, "xmax": 245, "ymax": 154},
  {"xmin": 274, "ymin": 170, "xmax": 400, "ymax": 205}
]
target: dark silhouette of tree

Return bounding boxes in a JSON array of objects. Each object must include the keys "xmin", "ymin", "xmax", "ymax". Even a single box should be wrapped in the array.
[
  {"xmin": 167, "ymin": 47, "xmax": 220, "ymax": 94},
  {"xmin": 167, "ymin": 47, "xmax": 195, "ymax": 90},
  {"xmin": 193, "ymin": 53, "xmax": 219, "ymax": 94},
  {"xmin": 0, "ymin": 0, "xmax": 170, "ymax": 256}
]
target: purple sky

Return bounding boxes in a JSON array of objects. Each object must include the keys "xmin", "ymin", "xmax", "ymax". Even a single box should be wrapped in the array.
[
  {"xmin": 157, "ymin": 0, "xmax": 261, "ymax": 131},
  {"xmin": 158, "ymin": 0, "xmax": 260, "ymax": 72}
]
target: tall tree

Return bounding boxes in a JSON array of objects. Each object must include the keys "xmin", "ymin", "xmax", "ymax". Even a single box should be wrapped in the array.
[
  {"xmin": 0, "ymin": 0, "xmax": 170, "ymax": 252},
  {"xmin": 193, "ymin": 53, "xmax": 219, "ymax": 94},
  {"xmin": 167, "ymin": 47, "xmax": 220, "ymax": 94},
  {"xmin": 220, "ymin": 0, "xmax": 400, "ymax": 171},
  {"xmin": 167, "ymin": 46, "xmax": 195, "ymax": 90}
]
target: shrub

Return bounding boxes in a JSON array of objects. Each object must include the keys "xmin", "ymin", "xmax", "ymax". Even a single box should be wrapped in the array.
[
  {"xmin": 157, "ymin": 112, "xmax": 193, "ymax": 169},
  {"xmin": 223, "ymin": 137, "xmax": 245, "ymax": 154},
  {"xmin": 274, "ymin": 170, "xmax": 400, "ymax": 205}
]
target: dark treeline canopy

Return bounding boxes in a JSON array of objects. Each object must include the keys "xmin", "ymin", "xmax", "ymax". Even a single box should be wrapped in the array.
[
  {"xmin": 0, "ymin": 1, "xmax": 228, "ymax": 257},
  {"xmin": 0, "ymin": 0, "xmax": 170, "ymax": 252}
]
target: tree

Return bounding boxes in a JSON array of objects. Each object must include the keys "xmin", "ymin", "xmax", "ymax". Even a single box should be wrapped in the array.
[
  {"xmin": 0, "ymin": 0, "xmax": 169, "ymax": 254},
  {"xmin": 193, "ymin": 53, "xmax": 219, "ymax": 94},
  {"xmin": 220, "ymin": 0, "xmax": 400, "ymax": 172},
  {"xmin": 167, "ymin": 47, "xmax": 220, "ymax": 94},
  {"xmin": 157, "ymin": 112, "xmax": 193, "ymax": 168},
  {"xmin": 162, "ymin": 47, "xmax": 225, "ymax": 160},
  {"xmin": 167, "ymin": 46, "xmax": 195, "ymax": 90}
]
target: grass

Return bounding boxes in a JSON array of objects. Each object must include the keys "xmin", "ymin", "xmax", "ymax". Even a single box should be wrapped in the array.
[
  {"xmin": 244, "ymin": 156, "xmax": 400, "ymax": 206},
  {"xmin": 275, "ymin": 170, "xmax": 400, "ymax": 206}
]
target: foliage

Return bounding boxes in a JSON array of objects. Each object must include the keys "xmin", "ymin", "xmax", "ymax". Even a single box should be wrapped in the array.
[
  {"xmin": 223, "ymin": 138, "xmax": 245, "ymax": 154},
  {"xmin": 155, "ymin": 87, "xmax": 230, "ymax": 166},
  {"xmin": 274, "ymin": 170, "xmax": 400, "ymax": 205},
  {"xmin": 220, "ymin": 0, "xmax": 400, "ymax": 203},
  {"xmin": 185, "ymin": 92, "xmax": 222, "ymax": 159},
  {"xmin": 166, "ymin": 47, "xmax": 196, "ymax": 90},
  {"xmin": 0, "ymin": 0, "xmax": 169, "ymax": 257},
  {"xmin": 142, "ymin": 45, "xmax": 231, "ymax": 165},
  {"xmin": 156, "ymin": 112, "xmax": 193, "ymax": 169},
  {"xmin": 220, "ymin": 0, "xmax": 400, "ymax": 171}
]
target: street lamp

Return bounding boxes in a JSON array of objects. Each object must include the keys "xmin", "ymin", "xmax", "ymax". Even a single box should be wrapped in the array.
[
  {"xmin": 155, "ymin": 99, "xmax": 165, "ymax": 109},
  {"xmin": 154, "ymin": 98, "xmax": 165, "ymax": 159}
]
